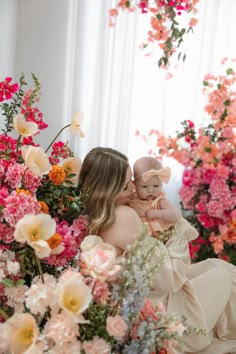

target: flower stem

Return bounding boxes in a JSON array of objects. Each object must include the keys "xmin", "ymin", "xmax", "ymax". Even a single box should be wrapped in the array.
[
  {"xmin": 45, "ymin": 124, "xmax": 71, "ymax": 153},
  {"xmin": 0, "ymin": 308, "xmax": 8, "ymax": 320},
  {"xmin": 35, "ymin": 254, "xmax": 45, "ymax": 284}
]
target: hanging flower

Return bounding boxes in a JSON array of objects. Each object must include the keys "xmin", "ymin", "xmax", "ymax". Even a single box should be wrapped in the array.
[{"xmin": 109, "ymin": 0, "xmax": 200, "ymax": 70}]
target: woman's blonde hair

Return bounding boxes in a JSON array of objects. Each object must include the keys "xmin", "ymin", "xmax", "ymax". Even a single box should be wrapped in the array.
[{"xmin": 79, "ymin": 147, "xmax": 129, "ymax": 235}]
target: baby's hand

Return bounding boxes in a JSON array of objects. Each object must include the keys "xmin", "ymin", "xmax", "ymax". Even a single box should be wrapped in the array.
[{"xmin": 145, "ymin": 209, "xmax": 158, "ymax": 220}]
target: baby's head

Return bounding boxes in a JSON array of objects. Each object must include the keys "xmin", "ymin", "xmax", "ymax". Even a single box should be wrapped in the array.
[{"xmin": 133, "ymin": 157, "xmax": 170, "ymax": 201}]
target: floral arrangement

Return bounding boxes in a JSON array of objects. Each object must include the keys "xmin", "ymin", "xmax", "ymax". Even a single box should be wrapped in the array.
[
  {"xmin": 109, "ymin": 0, "xmax": 200, "ymax": 70},
  {"xmin": 0, "ymin": 74, "xmax": 188, "ymax": 353},
  {"xmin": 140, "ymin": 58, "xmax": 236, "ymax": 264}
]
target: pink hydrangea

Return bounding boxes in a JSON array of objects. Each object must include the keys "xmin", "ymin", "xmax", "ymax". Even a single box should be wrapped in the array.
[
  {"xmin": 209, "ymin": 177, "xmax": 230, "ymax": 199},
  {"xmin": 179, "ymin": 185, "xmax": 196, "ymax": 209},
  {"xmin": 3, "ymin": 191, "xmax": 41, "ymax": 226},
  {"xmin": 207, "ymin": 200, "xmax": 224, "ymax": 218},
  {"xmin": 5, "ymin": 163, "xmax": 25, "ymax": 189},
  {"xmin": 0, "ymin": 223, "xmax": 14, "ymax": 243},
  {"xmin": 23, "ymin": 169, "xmax": 42, "ymax": 192}
]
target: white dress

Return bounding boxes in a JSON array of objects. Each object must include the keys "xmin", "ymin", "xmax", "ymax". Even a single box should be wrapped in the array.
[{"xmin": 142, "ymin": 217, "xmax": 236, "ymax": 354}]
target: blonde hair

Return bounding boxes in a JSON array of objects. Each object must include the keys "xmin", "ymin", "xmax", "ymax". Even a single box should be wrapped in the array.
[
  {"xmin": 133, "ymin": 156, "xmax": 163, "ymax": 180},
  {"xmin": 79, "ymin": 147, "xmax": 129, "ymax": 235}
]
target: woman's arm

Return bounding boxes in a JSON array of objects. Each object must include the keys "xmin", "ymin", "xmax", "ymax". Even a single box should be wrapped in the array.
[
  {"xmin": 145, "ymin": 198, "xmax": 181, "ymax": 223},
  {"xmin": 101, "ymin": 205, "xmax": 142, "ymax": 254}
]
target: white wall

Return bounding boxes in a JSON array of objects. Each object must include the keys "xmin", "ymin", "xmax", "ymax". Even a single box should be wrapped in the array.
[
  {"xmin": 14, "ymin": 0, "xmax": 72, "ymax": 149},
  {"xmin": 0, "ymin": 0, "xmax": 18, "ymax": 79}
]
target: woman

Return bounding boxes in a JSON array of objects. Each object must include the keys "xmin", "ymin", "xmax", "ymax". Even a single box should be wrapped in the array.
[{"xmin": 79, "ymin": 147, "xmax": 236, "ymax": 354}]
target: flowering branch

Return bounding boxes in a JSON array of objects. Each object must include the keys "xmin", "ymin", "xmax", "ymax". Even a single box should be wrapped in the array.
[{"xmin": 109, "ymin": 0, "xmax": 200, "ymax": 70}]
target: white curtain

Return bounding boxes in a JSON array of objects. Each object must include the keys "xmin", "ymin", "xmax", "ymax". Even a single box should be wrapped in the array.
[
  {"xmin": 1, "ymin": 0, "xmax": 236, "ymax": 205},
  {"xmin": 66, "ymin": 0, "xmax": 236, "ymax": 205}
]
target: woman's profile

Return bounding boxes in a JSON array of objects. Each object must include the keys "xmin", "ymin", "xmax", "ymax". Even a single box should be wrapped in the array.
[{"xmin": 79, "ymin": 146, "xmax": 236, "ymax": 354}]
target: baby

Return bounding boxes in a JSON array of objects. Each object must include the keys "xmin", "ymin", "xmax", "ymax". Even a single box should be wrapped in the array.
[{"xmin": 128, "ymin": 156, "xmax": 181, "ymax": 242}]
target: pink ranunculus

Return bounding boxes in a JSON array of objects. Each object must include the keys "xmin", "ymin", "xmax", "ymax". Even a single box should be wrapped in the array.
[{"xmin": 106, "ymin": 315, "xmax": 128, "ymax": 340}]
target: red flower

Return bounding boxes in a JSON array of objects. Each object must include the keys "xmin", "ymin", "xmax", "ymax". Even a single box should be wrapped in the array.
[{"xmin": 0, "ymin": 77, "xmax": 19, "ymax": 102}]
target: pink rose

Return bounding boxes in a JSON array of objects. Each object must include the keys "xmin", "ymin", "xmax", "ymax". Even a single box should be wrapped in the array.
[
  {"xmin": 81, "ymin": 242, "xmax": 121, "ymax": 281},
  {"xmin": 106, "ymin": 315, "xmax": 128, "ymax": 340}
]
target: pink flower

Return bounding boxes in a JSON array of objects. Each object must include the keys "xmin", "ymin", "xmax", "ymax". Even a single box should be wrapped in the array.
[
  {"xmin": 82, "ymin": 336, "xmax": 111, "ymax": 354},
  {"xmin": 140, "ymin": 298, "xmax": 159, "ymax": 321},
  {"xmin": 90, "ymin": 279, "xmax": 111, "ymax": 304},
  {"xmin": 106, "ymin": 315, "xmax": 128, "ymax": 340},
  {"xmin": 207, "ymin": 200, "xmax": 224, "ymax": 218},
  {"xmin": 81, "ymin": 240, "xmax": 121, "ymax": 281}
]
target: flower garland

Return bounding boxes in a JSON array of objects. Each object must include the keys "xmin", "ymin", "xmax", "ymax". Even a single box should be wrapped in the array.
[
  {"xmin": 0, "ymin": 74, "xmax": 189, "ymax": 353},
  {"xmin": 109, "ymin": 0, "xmax": 200, "ymax": 70},
  {"xmin": 139, "ymin": 58, "xmax": 236, "ymax": 264}
]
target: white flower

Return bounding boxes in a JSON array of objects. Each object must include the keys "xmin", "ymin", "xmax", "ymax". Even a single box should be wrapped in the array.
[
  {"xmin": 2, "ymin": 313, "xmax": 39, "ymax": 354},
  {"xmin": 69, "ymin": 112, "xmax": 85, "ymax": 137},
  {"xmin": 22, "ymin": 145, "xmax": 51, "ymax": 177},
  {"xmin": 13, "ymin": 114, "xmax": 38, "ymax": 137},
  {"xmin": 57, "ymin": 276, "xmax": 92, "ymax": 323},
  {"xmin": 62, "ymin": 156, "xmax": 81, "ymax": 186},
  {"xmin": 14, "ymin": 213, "xmax": 56, "ymax": 258}
]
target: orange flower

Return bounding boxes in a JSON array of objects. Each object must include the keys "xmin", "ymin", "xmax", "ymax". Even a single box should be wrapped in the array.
[
  {"xmin": 47, "ymin": 233, "xmax": 62, "ymax": 249},
  {"xmin": 16, "ymin": 188, "xmax": 31, "ymax": 195},
  {"xmin": 48, "ymin": 165, "xmax": 66, "ymax": 185},
  {"xmin": 37, "ymin": 200, "xmax": 49, "ymax": 213}
]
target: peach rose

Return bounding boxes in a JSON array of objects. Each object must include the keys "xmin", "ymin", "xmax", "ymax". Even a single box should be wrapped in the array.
[{"xmin": 106, "ymin": 315, "xmax": 128, "ymax": 340}]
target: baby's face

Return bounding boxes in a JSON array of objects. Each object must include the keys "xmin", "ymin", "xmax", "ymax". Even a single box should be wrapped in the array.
[{"xmin": 135, "ymin": 175, "xmax": 162, "ymax": 200}]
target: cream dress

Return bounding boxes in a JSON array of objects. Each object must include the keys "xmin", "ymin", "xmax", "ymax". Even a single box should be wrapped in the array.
[{"xmin": 142, "ymin": 217, "xmax": 236, "ymax": 354}]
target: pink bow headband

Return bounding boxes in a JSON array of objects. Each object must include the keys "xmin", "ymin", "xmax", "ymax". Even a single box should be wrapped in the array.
[{"xmin": 138, "ymin": 166, "xmax": 171, "ymax": 184}]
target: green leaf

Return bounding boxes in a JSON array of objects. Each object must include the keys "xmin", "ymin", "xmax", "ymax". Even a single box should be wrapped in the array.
[
  {"xmin": 203, "ymin": 81, "xmax": 209, "ymax": 86},
  {"xmin": 226, "ymin": 68, "xmax": 233, "ymax": 75},
  {"xmin": 224, "ymin": 99, "xmax": 230, "ymax": 106},
  {"xmin": 2, "ymin": 278, "xmax": 14, "ymax": 287},
  {"xmin": 16, "ymin": 279, "xmax": 25, "ymax": 286}
]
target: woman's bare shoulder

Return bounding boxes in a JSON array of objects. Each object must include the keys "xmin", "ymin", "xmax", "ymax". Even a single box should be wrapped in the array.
[
  {"xmin": 101, "ymin": 205, "xmax": 142, "ymax": 252},
  {"xmin": 115, "ymin": 205, "xmax": 142, "ymax": 221}
]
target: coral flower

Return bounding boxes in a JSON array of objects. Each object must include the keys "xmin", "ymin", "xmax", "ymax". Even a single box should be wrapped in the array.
[
  {"xmin": 16, "ymin": 188, "xmax": 31, "ymax": 196},
  {"xmin": 22, "ymin": 145, "xmax": 51, "ymax": 177},
  {"xmin": 69, "ymin": 112, "xmax": 85, "ymax": 137},
  {"xmin": 37, "ymin": 200, "xmax": 49, "ymax": 213},
  {"xmin": 49, "ymin": 165, "xmax": 66, "ymax": 185},
  {"xmin": 13, "ymin": 114, "xmax": 38, "ymax": 137},
  {"xmin": 2, "ymin": 313, "xmax": 38, "ymax": 354}
]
